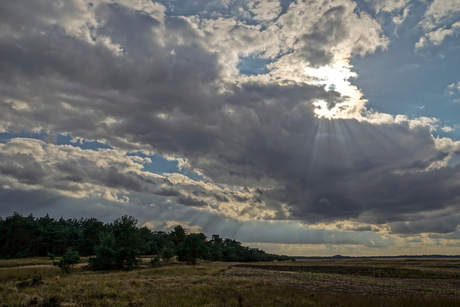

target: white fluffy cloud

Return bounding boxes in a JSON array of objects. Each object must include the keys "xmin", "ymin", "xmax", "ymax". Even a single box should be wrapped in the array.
[
  {"xmin": 365, "ymin": 0, "xmax": 411, "ymax": 13},
  {"xmin": 419, "ymin": 0, "xmax": 460, "ymax": 31},
  {"xmin": 416, "ymin": 21, "xmax": 460, "ymax": 49},
  {"xmin": 416, "ymin": 0, "xmax": 460, "ymax": 49}
]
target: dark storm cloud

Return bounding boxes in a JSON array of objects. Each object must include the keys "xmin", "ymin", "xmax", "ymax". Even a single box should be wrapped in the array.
[
  {"xmin": 390, "ymin": 215, "xmax": 460, "ymax": 235},
  {"xmin": 176, "ymin": 195, "xmax": 208, "ymax": 208},
  {"xmin": 154, "ymin": 188, "xmax": 182, "ymax": 197},
  {"xmin": 0, "ymin": 0, "xmax": 459, "ymax": 238},
  {"xmin": 0, "ymin": 155, "xmax": 46, "ymax": 185},
  {"xmin": 213, "ymin": 194, "xmax": 230, "ymax": 202},
  {"xmin": 202, "ymin": 116, "xmax": 453, "ymax": 225},
  {"xmin": 400, "ymin": 151, "xmax": 450, "ymax": 171},
  {"xmin": 339, "ymin": 224, "xmax": 379, "ymax": 232}
]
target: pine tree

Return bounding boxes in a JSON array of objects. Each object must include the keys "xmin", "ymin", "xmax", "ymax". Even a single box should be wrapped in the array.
[{"xmin": 53, "ymin": 248, "xmax": 80, "ymax": 273}]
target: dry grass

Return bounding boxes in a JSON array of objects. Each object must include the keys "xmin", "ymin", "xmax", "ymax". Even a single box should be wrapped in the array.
[
  {"xmin": 0, "ymin": 257, "xmax": 91, "ymax": 269},
  {"xmin": 0, "ymin": 258, "xmax": 54, "ymax": 269},
  {"xmin": 1, "ymin": 258, "xmax": 460, "ymax": 306}
]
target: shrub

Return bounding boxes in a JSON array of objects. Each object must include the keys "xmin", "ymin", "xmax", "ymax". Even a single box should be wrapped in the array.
[
  {"xmin": 161, "ymin": 245, "xmax": 175, "ymax": 262},
  {"xmin": 150, "ymin": 255, "xmax": 161, "ymax": 267},
  {"xmin": 17, "ymin": 274, "xmax": 44, "ymax": 288},
  {"xmin": 53, "ymin": 248, "xmax": 80, "ymax": 273}
]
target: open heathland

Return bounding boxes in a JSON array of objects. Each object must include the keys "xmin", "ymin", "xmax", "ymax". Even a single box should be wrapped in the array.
[{"xmin": 1, "ymin": 257, "xmax": 460, "ymax": 306}]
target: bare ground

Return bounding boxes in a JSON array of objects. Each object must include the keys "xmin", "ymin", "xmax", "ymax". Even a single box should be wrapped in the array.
[{"xmin": 226, "ymin": 265, "xmax": 460, "ymax": 300}]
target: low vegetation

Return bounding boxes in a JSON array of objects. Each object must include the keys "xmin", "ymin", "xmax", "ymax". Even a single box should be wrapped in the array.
[{"xmin": 1, "ymin": 258, "xmax": 460, "ymax": 306}]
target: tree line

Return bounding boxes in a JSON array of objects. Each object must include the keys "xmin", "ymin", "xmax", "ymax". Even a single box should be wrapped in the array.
[{"xmin": 0, "ymin": 213, "xmax": 294, "ymax": 268}]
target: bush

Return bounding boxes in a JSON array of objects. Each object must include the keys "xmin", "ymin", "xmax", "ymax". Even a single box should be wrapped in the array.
[
  {"xmin": 53, "ymin": 248, "xmax": 80, "ymax": 273},
  {"xmin": 48, "ymin": 253, "xmax": 56, "ymax": 260},
  {"xmin": 150, "ymin": 255, "xmax": 161, "ymax": 267},
  {"xmin": 14, "ymin": 252, "xmax": 23, "ymax": 259},
  {"xmin": 161, "ymin": 245, "xmax": 175, "ymax": 262},
  {"xmin": 17, "ymin": 274, "xmax": 44, "ymax": 288}
]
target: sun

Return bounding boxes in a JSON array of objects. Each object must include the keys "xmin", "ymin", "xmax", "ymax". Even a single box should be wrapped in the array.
[
  {"xmin": 304, "ymin": 60, "xmax": 364, "ymax": 119},
  {"xmin": 313, "ymin": 100, "xmax": 336, "ymax": 118}
]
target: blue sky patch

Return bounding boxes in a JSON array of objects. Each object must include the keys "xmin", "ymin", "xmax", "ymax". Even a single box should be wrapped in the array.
[{"xmin": 237, "ymin": 53, "xmax": 272, "ymax": 76}]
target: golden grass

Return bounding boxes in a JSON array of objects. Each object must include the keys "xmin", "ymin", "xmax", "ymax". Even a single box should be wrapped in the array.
[
  {"xmin": 0, "ymin": 258, "xmax": 54, "ymax": 269},
  {"xmin": 0, "ymin": 257, "xmax": 91, "ymax": 269}
]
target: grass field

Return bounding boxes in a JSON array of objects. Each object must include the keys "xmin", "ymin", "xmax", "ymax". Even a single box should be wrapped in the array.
[{"xmin": 1, "ymin": 258, "xmax": 460, "ymax": 306}]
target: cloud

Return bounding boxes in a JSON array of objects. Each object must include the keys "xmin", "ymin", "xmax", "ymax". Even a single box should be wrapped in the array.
[
  {"xmin": 389, "ymin": 214, "xmax": 460, "ymax": 235},
  {"xmin": 365, "ymin": 0, "xmax": 411, "ymax": 13},
  {"xmin": 419, "ymin": 0, "xmax": 460, "ymax": 31},
  {"xmin": 416, "ymin": 21, "xmax": 460, "ymax": 49},
  {"xmin": 248, "ymin": 0, "xmax": 282, "ymax": 21},
  {"xmin": 447, "ymin": 81, "xmax": 460, "ymax": 94},
  {"xmin": 0, "ymin": 138, "xmax": 156, "ymax": 200},
  {"xmin": 416, "ymin": 0, "xmax": 460, "ymax": 49},
  {"xmin": 1, "ymin": 0, "xmax": 460, "ymax": 244},
  {"xmin": 392, "ymin": 4, "xmax": 413, "ymax": 27}
]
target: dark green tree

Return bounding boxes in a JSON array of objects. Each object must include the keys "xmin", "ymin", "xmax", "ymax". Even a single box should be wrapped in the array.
[
  {"xmin": 0, "ymin": 213, "xmax": 292, "ymax": 263},
  {"xmin": 76, "ymin": 218, "xmax": 104, "ymax": 256},
  {"xmin": 53, "ymin": 247, "xmax": 80, "ymax": 273},
  {"xmin": 139, "ymin": 226, "xmax": 158, "ymax": 255},
  {"xmin": 161, "ymin": 243, "xmax": 175, "ymax": 262},
  {"xmin": 208, "ymin": 234, "xmax": 223, "ymax": 261},
  {"xmin": 111, "ymin": 215, "xmax": 142, "ymax": 268},
  {"xmin": 88, "ymin": 231, "xmax": 118, "ymax": 270},
  {"xmin": 170, "ymin": 225, "xmax": 186, "ymax": 247},
  {"xmin": 88, "ymin": 216, "xmax": 141, "ymax": 270},
  {"xmin": 175, "ymin": 233, "xmax": 210, "ymax": 265}
]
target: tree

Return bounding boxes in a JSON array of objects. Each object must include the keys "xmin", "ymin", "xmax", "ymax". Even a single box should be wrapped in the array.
[
  {"xmin": 0, "ymin": 213, "xmax": 291, "ymax": 264},
  {"xmin": 175, "ymin": 233, "xmax": 210, "ymax": 265},
  {"xmin": 170, "ymin": 225, "xmax": 186, "ymax": 247},
  {"xmin": 161, "ymin": 244, "xmax": 175, "ymax": 262},
  {"xmin": 88, "ymin": 231, "xmax": 118, "ymax": 270},
  {"xmin": 53, "ymin": 248, "xmax": 80, "ymax": 273},
  {"xmin": 208, "ymin": 234, "xmax": 223, "ymax": 261},
  {"xmin": 88, "ymin": 216, "xmax": 142, "ymax": 270},
  {"xmin": 139, "ymin": 226, "xmax": 158, "ymax": 255},
  {"xmin": 111, "ymin": 216, "xmax": 142, "ymax": 268},
  {"xmin": 76, "ymin": 218, "xmax": 104, "ymax": 256}
]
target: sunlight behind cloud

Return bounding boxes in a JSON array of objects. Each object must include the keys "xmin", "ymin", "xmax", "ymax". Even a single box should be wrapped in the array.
[{"xmin": 304, "ymin": 61, "xmax": 364, "ymax": 119}]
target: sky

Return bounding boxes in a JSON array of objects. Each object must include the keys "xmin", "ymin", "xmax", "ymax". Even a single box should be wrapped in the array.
[{"xmin": 0, "ymin": 0, "xmax": 460, "ymax": 256}]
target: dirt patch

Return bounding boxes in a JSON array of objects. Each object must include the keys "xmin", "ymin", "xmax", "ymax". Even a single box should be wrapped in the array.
[
  {"xmin": 227, "ymin": 266, "xmax": 460, "ymax": 300},
  {"xmin": 236, "ymin": 264, "xmax": 459, "ymax": 279}
]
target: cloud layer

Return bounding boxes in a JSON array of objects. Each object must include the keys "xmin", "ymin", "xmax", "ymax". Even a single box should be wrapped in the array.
[{"xmin": 1, "ymin": 0, "xmax": 460, "ymax": 253}]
